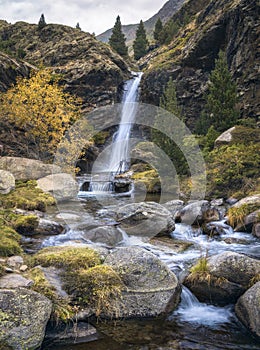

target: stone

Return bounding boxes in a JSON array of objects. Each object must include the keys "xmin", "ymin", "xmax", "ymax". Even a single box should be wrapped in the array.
[
  {"xmin": 37, "ymin": 173, "xmax": 79, "ymax": 201},
  {"xmin": 163, "ymin": 200, "xmax": 184, "ymax": 217},
  {"xmin": 234, "ymin": 209, "xmax": 260, "ymax": 233},
  {"xmin": 253, "ymin": 223, "xmax": 260, "ymax": 238},
  {"xmin": 235, "ymin": 282, "xmax": 260, "ymax": 339},
  {"xmin": 0, "ymin": 157, "xmax": 61, "ymax": 180},
  {"xmin": 104, "ymin": 246, "xmax": 181, "ymax": 318},
  {"xmin": 0, "ymin": 274, "xmax": 33, "ymax": 289},
  {"xmin": 0, "ymin": 170, "xmax": 15, "ymax": 194},
  {"xmin": 115, "ymin": 201, "xmax": 175, "ymax": 238},
  {"xmin": 36, "ymin": 218, "xmax": 65, "ymax": 236},
  {"xmin": 232, "ymin": 194, "xmax": 260, "ymax": 208},
  {"xmin": 7, "ymin": 256, "xmax": 24, "ymax": 268},
  {"xmin": 81, "ymin": 225, "xmax": 124, "ymax": 247},
  {"xmin": 19, "ymin": 265, "xmax": 28, "ymax": 272},
  {"xmin": 175, "ymin": 200, "xmax": 220, "ymax": 225},
  {"xmin": 0, "ymin": 288, "xmax": 52, "ymax": 350},
  {"xmin": 214, "ymin": 127, "xmax": 236, "ymax": 147},
  {"xmin": 202, "ymin": 221, "xmax": 232, "ymax": 236}
]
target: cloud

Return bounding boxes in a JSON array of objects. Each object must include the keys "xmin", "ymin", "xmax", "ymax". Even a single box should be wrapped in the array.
[{"xmin": 0, "ymin": 0, "xmax": 167, "ymax": 34}]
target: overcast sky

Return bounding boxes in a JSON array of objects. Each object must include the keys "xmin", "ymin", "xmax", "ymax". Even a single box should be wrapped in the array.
[{"xmin": 0, "ymin": 0, "xmax": 167, "ymax": 35}]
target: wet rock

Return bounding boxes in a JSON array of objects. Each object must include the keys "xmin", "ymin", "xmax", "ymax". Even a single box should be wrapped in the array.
[
  {"xmin": 104, "ymin": 246, "xmax": 181, "ymax": 318},
  {"xmin": 44, "ymin": 322, "xmax": 98, "ymax": 346},
  {"xmin": 175, "ymin": 200, "xmax": 220, "ymax": 225},
  {"xmin": 81, "ymin": 225, "xmax": 124, "ymax": 247},
  {"xmin": 36, "ymin": 218, "xmax": 65, "ymax": 236},
  {"xmin": 0, "ymin": 157, "xmax": 61, "ymax": 180},
  {"xmin": 115, "ymin": 201, "xmax": 175, "ymax": 238},
  {"xmin": 37, "ymin": 173, "xmax": 79, "ymax": 201},
  {"xmin": 234, "ymin": 209, "xmax": 260, "ymax": 233},
  {"xmin": 202, "ymin": 221, "xmax": 232, "ymax": 236},
  {"xmin": 253, "ymin": 223, "xmax": 260, "ymax": 238},
  {"xmin": 235, "ymin": 281, "xmax": 260, "ymax": 339},
  {"xmin": 0, "ymin": 170, "xmax": 15, "ymax": 194},
  {"xmin": 0, "ymin": 274, "xmax": 33, "ymax": 289},
  {"xmin": 0, "ymin": 288, "xmax": 52, "ymax": 349}
]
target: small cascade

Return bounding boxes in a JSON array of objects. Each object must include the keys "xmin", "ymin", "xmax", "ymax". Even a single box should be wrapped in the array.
[{"xmin": 89, "ymin": 72, "xmax": 143, "ymax": 193}]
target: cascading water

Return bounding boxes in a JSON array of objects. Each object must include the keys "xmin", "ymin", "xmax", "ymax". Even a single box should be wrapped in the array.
[{"xmin": 89, "ymin": 72, "xmax": 143, "ymax": 193}]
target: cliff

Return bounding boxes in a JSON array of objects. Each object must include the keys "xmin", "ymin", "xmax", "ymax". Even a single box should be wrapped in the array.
[{"xmin": 140, "ymin": 0, "xmax": 260, "ymax": 128}]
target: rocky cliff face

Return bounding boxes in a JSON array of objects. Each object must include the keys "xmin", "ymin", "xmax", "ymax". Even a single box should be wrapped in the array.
[
  {"xmin": 0, "ymin": 20, "xmax": 130, "ymax": 108},
  {"xmin": 140, "ymin": 0, "xmax": 259, "ymax": 129}
]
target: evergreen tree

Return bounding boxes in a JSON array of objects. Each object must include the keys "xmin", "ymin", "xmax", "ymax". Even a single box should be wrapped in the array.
[
  {"xmin": 133, "ymin": 20, "xmax": 149, "ymax": 60},
  {"xmin": 76, "ymin": 22, "xmax": 81, "ymax": 30},
  {"xmin": 108, "ymin": 16, "xmax": 128, "ymax": 57},
  {"xmin": 205, "ymin": 50, "xmax": 239, "ymax": 132},
  {"xmin": 38, "ymin": 14, "xmax": 46, "ymax": 30},
  {"xmin": 153, "ymin": 18, "xmax": 163, "ymax": 44}
]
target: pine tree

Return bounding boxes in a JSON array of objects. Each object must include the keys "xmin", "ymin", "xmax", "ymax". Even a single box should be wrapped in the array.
[
  {"xmin": 133, "ymin": 20, "xmax": 149, "ymax": 60},
  {"xmin": 153, "ymin": 18, "xmax": 163, "ymax": 44},
  {"xmin": 108, "ymin": 16, "xmax": 128, "ymax": 57},
  {"xmin": 76, "ymin": 22, "xmax": 81, "ymax": 30},
  {"xmin": 159, "ymin": 77, "xmax": 182, "ymax": 118},
  {"xmin": 38, "ymin": 14, "xmax": 46, "ymax": 30},
  {"xmin": 205, "ymin": 50, "xmax": 239, "ymax": 132}
]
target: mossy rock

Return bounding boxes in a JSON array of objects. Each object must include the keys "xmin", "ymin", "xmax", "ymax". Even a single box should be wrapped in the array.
[
  {"xmin": 132, "ymin": 169, "xmax": 161, "ymax": 193},
  {"xmin": 30, "ymin": 246, "xmax": 101, "ymax": 271},
  {"xmin": 13, "ymin": 215, "xmax": 39, "ymax": 235},
  {"xmin": 0, "ymin": 225, "xmax": 22, "ymax": 257},
  {"xmin": 0, "ymin": 180, "xmax": 56, "ymax": 212}
]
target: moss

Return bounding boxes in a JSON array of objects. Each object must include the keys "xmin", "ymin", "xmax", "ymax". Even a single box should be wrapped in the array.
[
  {"xmin": 64, "ymin": 265, "xmax": 123, "ymax": 317},
  {"xmin": 30, "ymin": 246, "xmax": 101, "ymax": 271},
  {"xmin": 0, "ymin": 180, "xmax": 56, "ymax": 212},
  {"xmin": 190, "ymin": 257, "xmax": 209, "ymax": 274},
  {"xmin": 132, "ymin": 169, "xmax": 161, "ymax": 193},
  {"xmin": 13, "ymin": 215, "xmax": 39, "ymax": 235},
  {"xmin": 228, "ymin": 204, "xmax": 260, "ymax": 228},
  {"xmin": 0, "ymin": 226, "xmax": 22, "ymax": 257},
  {"xmin": 29, "ymin": 267, "xmax": 74, "ymax": 323},
  {"xmin": 92, "ymin": 130, "xmax": 110, "ymax": 146}
]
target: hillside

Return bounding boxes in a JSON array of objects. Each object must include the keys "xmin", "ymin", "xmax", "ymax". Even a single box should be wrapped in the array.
[
  {"xmin": 0, "ymin": 20, "xmax": 130, "ymax": 108},
  {"xmin": 140, "ymin": 0, "xmax": 260, "ymax": 128},
  {"xmin": 97, "ymin": 0, "xmax": 185, "ymax": 48}
]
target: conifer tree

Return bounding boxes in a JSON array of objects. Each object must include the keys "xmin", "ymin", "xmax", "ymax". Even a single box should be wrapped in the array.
[
  {"xmin": 76, "ymin": 22, "xmax": 81, "ymax": 30},
  {"xmin": 205, "ymin": 50, "xmax": 239, "ymax": 132},
  {"xmin": 38, "ymin": 14, "xmax": 46, "ymax": 30},
  {"xmin": 153, "ymin": 18, "xmax": 163, "ymax": 44},
  {"xmin": 133, "ymin": 20, "xmax": 149, "ymax": 60},
  {"xmin": 108, "ymin": 16, "xmax": 128, "ymax": 57}
]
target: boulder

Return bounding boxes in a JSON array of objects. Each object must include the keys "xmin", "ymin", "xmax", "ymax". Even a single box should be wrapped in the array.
[
  {"xmin": 214, "ymin": 127, "xmax": 236, "ymax": 147},
  {"xmin": 104, "ymin": 246, "xmax": 181, "ymax": 318},
  {"xmin": 37, "ymin": 173, "xmax": 79, "ymax": 201},
  {"xmin": 36, "ymin": 218, "xmax": 65, "ymax": 236},
  {"xmin": 0, "ymin": 157, "xmax": 61, "ymax": 180},
  {"xmin": 232, "ymin": 194, "xmax": 260, "ymax": 208},
  {"xmin": 163, "ymin": 200, "xmax": 184, "ymax": 217},
  {"xmin": 0, "ymin": 170, "xmax": 15, "ymax": 194},
  {"xmin": 81, "ymin": 225, "xmax": 124, "ymax": 247},
  {"xmin": 235, "ymin": 282, "xmax": 260, "ymax": 339},
  {"xmin": 115, "ymin": 201, "xmax": 175, "ymax": 238},
  {"xmin": 0, "ymin": 274, "xmax": 33, "ymax": 289},
  {"xmin": 202, "ymin": 221, "xmax": 232, "ymax": 236},
  {"xmin": 0, "ymin": 288, "xmax": 52, "ymax": 349},
  {"xmin": 234, "ymin": 209, "xmax": 260, "ymax": 233},
  {"xmin": 253, "ymin": 223, "xmax": 260, "ymax": 238},
  {"xmin": 175, "ymin": 200, "xmax": 220, "ymax": 225}
]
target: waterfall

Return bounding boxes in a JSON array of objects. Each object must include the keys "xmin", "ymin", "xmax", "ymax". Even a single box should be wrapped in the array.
[{"xmin": 89, "ymin": 72, "xmax": 143, "ymax": 193}]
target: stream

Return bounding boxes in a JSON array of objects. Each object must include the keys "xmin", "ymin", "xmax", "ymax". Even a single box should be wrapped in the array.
[{"xmin": 38, "ymin": 193, "xmax": 260, "ymax": 350}]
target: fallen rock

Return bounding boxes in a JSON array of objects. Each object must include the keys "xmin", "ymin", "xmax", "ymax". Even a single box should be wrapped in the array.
[
  {"xmin": 0, "ymin": 170, "xmax": 15, "ymax": 194},
  {"xmin": 0, "ymin": 157, "xmax": 61, "ymax": 180},
  {"xmin": 0, "ymin": 288, "xmax": 52, "ymax": 349},
  {"xmin": 37, "ymin": 173, "xmax": 79, "ymax": 201},
  {"xmin": 115, "ymin": 201, "xmax": 175, "ymax": 238},
  {"xmin": 104, "ymin": 246, "xmax": 181, "ymax": 318},
  {"xmin": 81, "ymin": 225, "xmax": 124, "ymax": 247},
  {"xmin": 235, "ymin": 282, "xmax": 260, "ymax": 339},
  {"xmin": 0, "ymin": 274, "xmax": 33, "ymax": 289}
]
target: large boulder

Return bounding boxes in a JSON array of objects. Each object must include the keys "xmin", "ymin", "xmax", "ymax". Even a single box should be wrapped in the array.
[
  {"xmin": 0, "ymin": 170, "xmax": 15, "ymax": 194},
  {"xmin": 115, "ymin": 201, "xmax": 175, "ymax": 238},
  {"xmin": 0, "ymin": 288, "xmax": 52, "ymax": 350},
  {"xmin": 81, "ymin": 225, "xmax": 124, "ymax": 247},
  {"xmin": 232, "ymin": 194, "xmax": 260, "ymax": 208},
  {"xmin": 235, "ymin": 282, "xmax": 260, "ymax": 339},
  {"xmin": 0, "ymin": 157, "xmax": 61, "ymax": 180},
  {"xmin": 175, "ymin": 200, "xmax": 220, "ymax": 225},
  {"xmin": 37, "ymin": 173, "xmax": 79, "ymax": 201},
  {"xmin": 104, "ymin": 246, "xmax": 181, "ymax": 318},
  {"xmin": 185, "ymin": 252, "xmax": 260, "ymax": 305}
]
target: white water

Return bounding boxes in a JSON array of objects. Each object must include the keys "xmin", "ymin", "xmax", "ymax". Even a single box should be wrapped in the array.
[{"xmin": 89, "ymin": 72, "xmax": 143, "ymax": 192}]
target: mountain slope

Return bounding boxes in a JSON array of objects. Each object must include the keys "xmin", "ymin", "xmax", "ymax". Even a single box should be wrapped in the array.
[
  {"xmin": 97, "ymin": 0, "xmax": 185, "ymax": 46},
  {"xmin": 140, "ymin": 0, "xmax": 260, "ymax": 128}
]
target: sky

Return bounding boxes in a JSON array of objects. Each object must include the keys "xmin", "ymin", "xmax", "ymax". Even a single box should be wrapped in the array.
[{"xmin": 0, "ymin": 0, "xmax": 167, "ymax": 35}]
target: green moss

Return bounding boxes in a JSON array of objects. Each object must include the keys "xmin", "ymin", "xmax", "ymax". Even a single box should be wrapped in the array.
[
  {"xmin": 190, "ymin": 257, "xmax": 209, "ymax": 274},
  {"xmin": 132, "ymin": 169, "xmax": 161, "ymax": 193},
  {"xmin": 0, "ymin": 225, "xmax": 22, "ymax": 257},
  {"xmin": 13, "ymin": 215, "xmax": 39, "ymax": 235},
  {"xmin": 29, "ymin": 267, "xmax": 74, "ymax": 323},
  {"xmin": 64, "ymin": 265, "xmax": 123, "ymax": 317},
  {"xmin": 31, "ymin": 246, "xmax": 101, "ymax": 271},
  {"xmin": 0, "ymin": 180, "xmax": 56, "ymax": 212},
  {"xmin": 92, "ymin": 131, "xmax": 110, "ymax": 146},
  {"xmin": 228, "ymin": 204, "xmax": 260, "ymax": 228}
]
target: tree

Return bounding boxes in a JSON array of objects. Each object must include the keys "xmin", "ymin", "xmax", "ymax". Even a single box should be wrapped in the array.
[
  {"xmin": 153, "ymin": 18, "xmax": 163, "ymax": 44},
  {"xmin": 108, "ymin": 16, "xmax": 128, "ymax": 57},
  {"xmin": 76, "ymin": 22, "xmax": 81, "ymax": 30},
  {"xmin": 0, "ymin": 69, "xmax": 82, "ymax": 160},
  {"xmin": 205, "ymin": 50, "xmax": 239, "ymax": 132},
  {"xmin": 133, "ymin": 20, "xmax": 149, "ymax": 60},
  {"xmin": 38, "ymin": 14, "xmax": 46, "ymax": 30}
]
